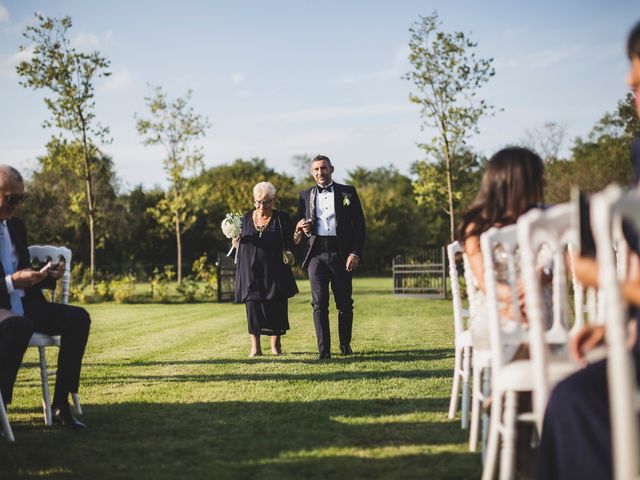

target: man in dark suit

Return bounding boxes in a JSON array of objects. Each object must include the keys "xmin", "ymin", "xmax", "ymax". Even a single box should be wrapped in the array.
[
  {"xmin": 0, "ymin": 165, "xmax": 90, "ymax": 429},
  {"xmin": 294, "ymin": 155, "xmax": 365, "ymax": 360}
]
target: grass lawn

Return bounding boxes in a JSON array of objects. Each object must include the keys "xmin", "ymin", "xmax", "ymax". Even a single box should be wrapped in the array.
[{"xmin": 1, "ymin": 277, "xmax": 481, "ymax": 479}]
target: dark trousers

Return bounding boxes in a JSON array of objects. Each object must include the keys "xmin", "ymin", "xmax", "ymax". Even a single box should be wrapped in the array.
[
  {"xmin": 0, "ymin": 313, "xmax": 33, "ymax": 404},
  {"xmin": 308, "ymin": 243, "xmax": 353, "ymax": 354},
  {"xmin": 23, "ymin": 299, "xmax": 91, "ymax": 407},
  {"xmin": 535, "ymin": 350, "xmax": 640, "ymax": 480}
]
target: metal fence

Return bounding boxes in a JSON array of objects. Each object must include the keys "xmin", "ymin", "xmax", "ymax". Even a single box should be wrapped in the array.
[
  {"xmin": 392, "ymin": 248, "xmax": 447, "ymax": 299},
  {"xmin": 216, "ymin": 252, "xmax": 236, "ymax": 303}
]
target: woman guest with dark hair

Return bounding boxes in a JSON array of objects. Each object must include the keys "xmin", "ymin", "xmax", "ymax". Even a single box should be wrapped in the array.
[
  {"xmin": 234, "ymin": 181, "xmax": 298, "ymax": 357},
  {"xmin": 458, "ymin": 146, "xmax": 545, "ymax": 356},
  {"xmin": 535, "ymin": 20, "xmax": 640, "ymax": 480}
]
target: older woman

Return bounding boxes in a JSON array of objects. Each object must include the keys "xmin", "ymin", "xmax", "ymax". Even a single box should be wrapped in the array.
[{"xmin": 234, "ymin": 181, "xmax": 298, "ymax": 357}]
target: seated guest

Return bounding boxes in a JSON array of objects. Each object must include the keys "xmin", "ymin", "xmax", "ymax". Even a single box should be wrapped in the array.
[
  {"xmin": 0, "ymin": 309, "xmax": 33, "ymax": 415},
  {"xmin": 535, "ymin": 21, "xmax": 640, "ymax": 479},
  {"xmin": 233, "ymin": 181, "xmax": 298, "ymax": 357},
  {"xmin": 0, "ymin": 165, "xmax": 90, "ymax": 429},
  {"xmin": 457, "ymin": 146, "xmax": 546, "ymax": 358}
]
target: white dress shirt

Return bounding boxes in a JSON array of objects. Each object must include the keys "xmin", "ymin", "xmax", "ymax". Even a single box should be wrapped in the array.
[
  {"xmin": 0, "ymin": 221, "xmax": 24, "ymax": 314},
  {"xmin": 315, "ymin": 183, "xmax": 337, "ymax": 236}
]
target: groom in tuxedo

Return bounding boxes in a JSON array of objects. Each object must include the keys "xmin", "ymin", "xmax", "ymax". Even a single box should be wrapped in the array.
[{"xmin": 294, "ymin": 155, "xmax": 365, "ymax": 360}]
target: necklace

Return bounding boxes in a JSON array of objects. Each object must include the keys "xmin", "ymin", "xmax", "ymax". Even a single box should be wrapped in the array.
[{"xmin": 253, "ymin": 211, "xmax": 272, "ymax": 237}]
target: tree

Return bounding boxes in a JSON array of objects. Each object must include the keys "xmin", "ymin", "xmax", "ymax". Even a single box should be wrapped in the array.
[
  {"xmin": 521, "ymin": 121, "xmax": 567, "ymax": 162},
  {"xmin": 404, "ymin": 12, "xmax": 495, "ymax": 241},
  {"xmin": 135, "ymin": 86, "xmax": 210, "ymax": 283},
  {"xmin": 17, "ymin": 14, "xmax": 111, "ymax": 286}
]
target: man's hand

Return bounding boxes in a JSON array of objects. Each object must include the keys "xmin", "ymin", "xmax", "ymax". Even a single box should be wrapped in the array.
[
  {"xmin": 295, "ymin": 218, "xmax": 311, "ymax": 237},
  {"xmin": 574, "ymin": 257, "xmax": 599, "ymax": 288},
  {"xmin": 48, "ymin": 261, "xmax": 65, "ymax": 280},
  {"xmin": 11, "ymin": 268, "xmax": 48, "ymax": 289},
  {"xmin": 571, "ymin": 325, "xmax": 606, "ymax": 366},
  {"xmin": 346, "ymin": 254, "xmax": 359, "ymax": 272}
]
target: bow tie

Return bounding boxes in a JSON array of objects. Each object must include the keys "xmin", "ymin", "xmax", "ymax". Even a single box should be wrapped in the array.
[{"xmin": 317, "ymin": 185, "xmax": 332, "ymax": 193}]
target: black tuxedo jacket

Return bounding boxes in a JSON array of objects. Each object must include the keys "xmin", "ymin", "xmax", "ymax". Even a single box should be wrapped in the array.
[
  {"xmin": 0, "ymin": 217, "xmax": 52, "ymax": 310},
  {"xmin": 296, "ymin": 182, "xmax": 366, "ymax": 270}
]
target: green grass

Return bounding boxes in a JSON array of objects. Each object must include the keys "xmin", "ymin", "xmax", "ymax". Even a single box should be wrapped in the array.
[{"xmin": 1, "ymin": 278, "xmax": 481, "ymax": 479}]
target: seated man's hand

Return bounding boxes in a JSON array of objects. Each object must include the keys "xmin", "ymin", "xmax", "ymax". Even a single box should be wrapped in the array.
[
  {"xmin": 11, "ymin": 268, "xmax": 48, "ymax": 289},
  {"xmin": 571, "ymin": 324, "xmax": 606, "ymax": 366},
  {"xmin": 574, "ymin": 257, "xmax": 599, "ymax": 288},
  {"xmin": 48, "ymin": 260, "xmax": 65, "ymax": 280}
]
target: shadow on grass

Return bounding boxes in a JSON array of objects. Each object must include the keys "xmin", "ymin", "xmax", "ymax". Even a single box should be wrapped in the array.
[{"xmin": 1, "ymin": 398, "xmax": 481, "ymax": 479}]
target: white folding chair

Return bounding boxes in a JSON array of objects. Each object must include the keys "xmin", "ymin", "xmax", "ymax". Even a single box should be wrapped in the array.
[
  {"xmin": 27, "ymin": 245, "xmax": 81, "ymax": 426},
  {"xmin": 591, "ymin": 185, "xmax": 640, "ymax": 480},
  {"xmin": 0, "ymin": 390, "xmax": 14, "ymax": 442},
  {"xmin": 517, "ymin": 203, "xmax": 581, "ymax": 433},
  {"xmin": 462, "ymin": 251, "xmax": 492, "ymax": 453},
  {"xmin": 447, "ymin": 241, "xmax": 472, "ymax": 429}
]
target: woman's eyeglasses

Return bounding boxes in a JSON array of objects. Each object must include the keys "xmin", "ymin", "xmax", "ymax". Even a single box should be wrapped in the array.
[
  {"xmin": 254, "ymin": 199, "xmax": 273, "ymax": 207},
  {"xmin": 2, "ymin": 193, "xmax": 26, "ymax": 206}
]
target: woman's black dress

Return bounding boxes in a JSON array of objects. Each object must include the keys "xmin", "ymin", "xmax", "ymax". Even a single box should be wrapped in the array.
[{"xmin": 234, "ymin": 210, "xmax": 298, "ymax": 336}]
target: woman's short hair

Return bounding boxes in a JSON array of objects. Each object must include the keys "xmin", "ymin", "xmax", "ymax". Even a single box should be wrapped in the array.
[
  {"xmin": 253, "ymin": 181, "xmax": 276, "ymax": 200},
  {"xmin": 457, "ymin": 146, "xmax": 545, "ymax": 240},
  {"xmin": 628, "ymin": 20, "xmax": 640, "ymax": 60}
]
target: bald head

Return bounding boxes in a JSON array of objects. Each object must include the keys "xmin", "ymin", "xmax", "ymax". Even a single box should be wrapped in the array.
[{"xmin": 0, "ymin": 165, "xmax": 23, "ymax": 190}]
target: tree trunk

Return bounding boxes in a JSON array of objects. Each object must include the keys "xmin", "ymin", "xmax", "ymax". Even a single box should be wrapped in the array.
[
  {"xmin": 175, "ymin": 213, "xmax": 182, "ymax": 284},
  {"xmin": 80, "ymin": 115, "xmax": 96, "ymax": 288},
  {"xmin": 441, "ymin": 122, "xmax": 456, "ymax": 242}
]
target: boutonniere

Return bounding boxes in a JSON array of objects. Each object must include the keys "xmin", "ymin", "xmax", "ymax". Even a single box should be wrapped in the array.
[{"xmin": 342, "ymin": 194, "xmax": 351, "ymax": 206}]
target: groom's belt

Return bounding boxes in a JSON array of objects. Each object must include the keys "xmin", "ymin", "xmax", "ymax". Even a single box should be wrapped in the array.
[{"xmin": 314, "ymin": 235, "xmax": 339, "ymax": 252}]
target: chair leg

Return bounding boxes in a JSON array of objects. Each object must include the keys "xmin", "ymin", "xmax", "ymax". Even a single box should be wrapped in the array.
[
  {"xmin": 448, "ymin": 346, "xmax": 462, "ymax": 419},
  {"xmin": 481, "ymin": 368, "xmax": 491, "ymax": 463},
  {"xmin": 37, "ymin": 347, "xmax": 53, "ymax": 426},
  {"xmin": 461, "ymin": 346, "xmax": 471, "ymax": 429},
  {"xmin": 469, "ymin": 363, "xmax": 482, "ymax": 451},
  {"xmin": 499, "ymin": 390, "xmax": 518, "ymax": 480},
  {"xmin": 0, "ymin": 393, "xmax": 14, "ymax": 443},
  {"xmin": 482, "ymin": 389, "xmax": 503, "ymax": 480},
  {"xmin": 72, "ymin": 394, "xmax": 82, "ymax": 415}
]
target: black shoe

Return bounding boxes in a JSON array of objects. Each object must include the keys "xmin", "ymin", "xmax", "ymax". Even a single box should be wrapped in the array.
[
  {"xmin": 52, "ymin": 405, "xmax": 87, "ymax": 430},
  {"xmin": 317, "ymin": 352, "xmax": 332, "ymax": 360},
  {"xmin": 340, "ymin": 344, "xmax": 353, "ymax": 355}
]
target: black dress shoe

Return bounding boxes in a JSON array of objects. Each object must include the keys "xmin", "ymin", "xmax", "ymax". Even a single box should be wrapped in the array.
[
  {"xmin": 340, "ymin": 344, "xmax": 353, "ymax": 355},
  {"xmin": 317, "ymin": 352, "xmax": 332, "ymax": 360},
  {"xmin": 52, "ymin": 405, "xmax": 87, "ymax": 430}
]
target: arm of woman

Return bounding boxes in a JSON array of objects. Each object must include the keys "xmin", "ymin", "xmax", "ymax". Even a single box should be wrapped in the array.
[{"xmin": 280, "ymin": 212, "xmax": 296, "ymax": 250}]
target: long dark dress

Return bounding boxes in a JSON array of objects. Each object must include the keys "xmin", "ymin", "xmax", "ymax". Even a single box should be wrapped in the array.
[{"xmin": 234, "ymin": 210, "xmax": 298, "ymax": 336}]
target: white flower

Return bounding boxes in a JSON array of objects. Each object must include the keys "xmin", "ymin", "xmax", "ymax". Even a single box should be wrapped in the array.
[
  {"xmin": 221, "ymin": 212, "xmax": 242, "ymax": 239},
  {"xmin": 343, "ymin": 195, "xmax": 351, "ymax": 206}
]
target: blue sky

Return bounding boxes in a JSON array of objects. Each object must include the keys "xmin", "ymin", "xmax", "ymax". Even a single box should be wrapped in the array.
[{"xmin": 0, "ymin": 0, "xmax": 637, "ymax": 189}]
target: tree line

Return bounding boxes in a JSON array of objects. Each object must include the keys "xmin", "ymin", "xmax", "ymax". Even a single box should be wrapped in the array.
[{"xmin": 13, "ymin": 12, "xmax": 640, "ymax": 285}]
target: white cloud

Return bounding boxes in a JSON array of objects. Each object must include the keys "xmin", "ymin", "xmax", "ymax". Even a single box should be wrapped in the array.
[
  {"xmin": 101, "ymin": 68, "xmax": 133, "ymax": 93},
  {"xmin": 331, "ymin": 44, "xmax": 410, "ymax": 86},
  {"xmin": 230, "ymin": 72, "xmax": 245, "ymax": 86},
  {"xmin": 0, "ymin": 3, "xmax": 9, "ymax": 24},
  {"xmin": 259, "ymin": 102, "xmax": 415, "ymax": 123},
  {"xmin": 71, "ymin": 32, "xmax": 100, "ymax": 50},
  {"xmin": 0, "ymin": 46, "xmax": 34, "ymax": 78}
]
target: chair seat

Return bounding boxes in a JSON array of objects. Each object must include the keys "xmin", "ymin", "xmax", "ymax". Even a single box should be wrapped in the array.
[
  {"xmin": 28, "ymin": 333, "xmax": 60, "ymax": 347},
  {"xmin": 495, "ymin": 358, "xmax": 579, "ymax": 392},
  {"xmin": 456, "ymin": 329, "xmax": 473, "ymax": 348}
]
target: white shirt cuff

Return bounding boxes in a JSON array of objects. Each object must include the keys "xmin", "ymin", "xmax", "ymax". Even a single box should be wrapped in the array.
[{"xmin": 5, "ymin": 274, "xmax": 14, "ymax": 294}]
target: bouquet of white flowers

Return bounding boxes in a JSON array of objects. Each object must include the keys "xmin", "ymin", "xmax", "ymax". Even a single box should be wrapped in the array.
[{"xmin": 221, "ymin": 212, "xmax": 242, "ymax": 260}]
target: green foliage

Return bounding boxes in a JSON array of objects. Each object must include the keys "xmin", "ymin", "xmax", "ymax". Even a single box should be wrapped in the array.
[
  {"xmin": 192, "ymin": 253, "xmax": 218, "ymax": 299},
  {"xmin": 150, "ymin": 266, "xmax": 175, "ymax": 302},
  {"xmin": 17, "ymin": 13, "xmax": 112, "ymax": 284},
  {"xmin": 94, "ymin": 280, "xmax": 113, "ymax": 301},
  {"xmin": 404, "ymin": 12, "xmax": 496, "ymax": 240},
  {"xmin": 176, "ymin": 278, "xmax": 199, "ymax": 302},
  {"xmin": 136, "ymin": 85, "xmax": 211, "ymax": 283},
  {"xmin": 111, "ymin": 274, "xmax": 137, "ymax": 304},
  {"xmin": 545, "ymin": 93, "xmax": 639, "ymax": 204}
]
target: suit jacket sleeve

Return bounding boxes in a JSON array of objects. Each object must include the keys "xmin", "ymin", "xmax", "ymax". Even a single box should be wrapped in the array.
[{"xmin": 350, "ymin": 187, "xmax": 366, "ymax": 258}]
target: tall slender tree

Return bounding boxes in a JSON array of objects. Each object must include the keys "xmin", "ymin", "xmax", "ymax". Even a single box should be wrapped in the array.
[
  {"xmin": 17, "ymin": 14, "xmax": 111, "ymax": 286},
  {"xmin": 135, "ymin": 86, "xmax": 210, "ymax": 283},
  {"xmin": 404, "ymin": 12, "xmax": 495, "ymax": 241}
]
